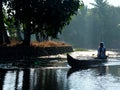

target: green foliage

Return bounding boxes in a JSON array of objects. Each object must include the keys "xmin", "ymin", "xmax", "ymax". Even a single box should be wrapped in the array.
[
  {"xmin": 10, "ymin": 0, "xmax": 81, "ymax": 39},
  {"xmin": 1, "ymin": 0, "xmax": 83, "ymax": 45},
  {"xmin": 0, "ymin": 0, "xmax": 84, "ymax": 46}
]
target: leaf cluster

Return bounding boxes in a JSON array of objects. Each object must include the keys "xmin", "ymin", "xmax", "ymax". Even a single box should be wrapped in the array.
[{"xmin": 5, "ymin": 0, "xmax": 81, "ymax": 39}]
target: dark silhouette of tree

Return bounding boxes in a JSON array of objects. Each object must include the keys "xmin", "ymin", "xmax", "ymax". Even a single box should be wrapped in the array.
[
  {"xmin": 8, "ymin": 0, "xmax": 82, "ymax": 45},
  {"xmin": 0, "ymin": 0, "xmax": 82, "ymax": 45}
]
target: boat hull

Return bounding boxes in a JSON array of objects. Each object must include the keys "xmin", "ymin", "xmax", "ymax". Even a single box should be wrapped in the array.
[{"xmin": 67, "ymin": 54, "xmax": 107, "ymax": 68}]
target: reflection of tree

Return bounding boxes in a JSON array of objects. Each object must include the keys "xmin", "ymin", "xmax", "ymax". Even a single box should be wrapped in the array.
[
  {"xmin": 32, "ymin": 69, "xmax": 69, "ymax": 90},
  {"xmin": 22, "ymin": 69, "xmax": 30, "ymax": 90},
  {"xmin": 0, "ymin": 69, "xmax": 7, "ymax": 89},
  {"xmin": 0, "ymin": 69, "xmax": 31, "ymax": 90},
  {"xmin": 15, "ymin": 70, "xmax": 21, "ymax": 90},
  {"xmin": 32, "ymin": 69, "xmax": 58, "ymax": 90},
  {"xmin": 97, "ymin": 66, "xmax": 108, "ymax": 75},
  {"xmin": 67, "ymin": 68, "xmax": 89, "ymax": 78}
]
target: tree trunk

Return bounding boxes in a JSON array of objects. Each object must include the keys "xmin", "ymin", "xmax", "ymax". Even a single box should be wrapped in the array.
[
  {"xmin": 35, "ymin": 32, "xmax": 41, "ymax": 42},
  {"xmin": 3, "ymin": 29, "xmax": 10, "ymax": 44},
  {"xmin": 15, "ymin": 20, "xmax": 23, "ymax": 41},
  {"xmin": 22, "ymin": 69, "xmax": 30, "ymax": 90},
  {"xmin": 0, "ymin": 0, "xmax": 4, "ymax": 44},
  {"xmin": 0, "ymin": 70, "xmax": 6, "ymax": 90},
  {"xmin": 23, "ymin": 23, "xmax": 31, "ymax": 46}
]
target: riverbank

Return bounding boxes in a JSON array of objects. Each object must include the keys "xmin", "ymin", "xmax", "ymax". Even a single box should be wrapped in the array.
[{"xmin": 0, "ymin": 40, "xmax": 73, "ymax": 59}]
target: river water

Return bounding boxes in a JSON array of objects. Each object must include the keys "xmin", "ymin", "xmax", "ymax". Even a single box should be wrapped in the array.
[{"xmin": 1, "ymin": 51, "xmax": 120, "ymax": 90}]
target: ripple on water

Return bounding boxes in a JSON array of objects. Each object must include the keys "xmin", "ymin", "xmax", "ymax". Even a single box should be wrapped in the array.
[{"xmin": 67, "ymin": 69, "xmax": 120, "ymax": 90}]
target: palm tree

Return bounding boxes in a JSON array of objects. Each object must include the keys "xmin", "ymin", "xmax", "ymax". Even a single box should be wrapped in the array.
[{"xmin": 90, "ymin": 0, "xmax": 109, "ymax": 42}]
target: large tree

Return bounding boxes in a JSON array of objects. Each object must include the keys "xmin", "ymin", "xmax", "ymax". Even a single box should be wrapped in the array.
[{"xmin": 9, "ymin": 0, "xmax": 82, "ymax": 45}]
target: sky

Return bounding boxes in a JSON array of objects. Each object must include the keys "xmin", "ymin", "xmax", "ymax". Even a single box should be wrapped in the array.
[{"xmin": 83, "ymin": 0, "xmax": 120, "ymax": 8}]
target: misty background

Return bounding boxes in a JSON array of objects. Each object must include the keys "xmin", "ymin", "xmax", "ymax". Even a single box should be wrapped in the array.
[{"xmin": 59, "ymin": 0, "xmax": 120, "ymax": 49}]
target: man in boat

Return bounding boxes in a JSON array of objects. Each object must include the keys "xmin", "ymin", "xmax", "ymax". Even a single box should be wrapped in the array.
[{"xmin": 97, "ymin": 42, "xmax": 107, "ymax": 59}]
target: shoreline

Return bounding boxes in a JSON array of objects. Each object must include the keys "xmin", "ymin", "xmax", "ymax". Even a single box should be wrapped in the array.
[{"xmin": 0, "ymin": 46, "xmax": 73, "ymax": 59}]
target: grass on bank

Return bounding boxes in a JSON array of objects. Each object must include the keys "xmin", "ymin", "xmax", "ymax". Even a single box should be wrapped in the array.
[
  {"xmin": 30, "ymin": 40, "xmax": 70, "ymax": 47},
  {"xmin": 5, "ymin": 40, "xmax": 70, "ymax": 47}
]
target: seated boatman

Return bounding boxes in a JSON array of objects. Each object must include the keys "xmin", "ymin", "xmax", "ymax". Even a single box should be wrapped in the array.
[{"xmin": 97, "ymin": 42, "xmax": 107, "ymax": 59}]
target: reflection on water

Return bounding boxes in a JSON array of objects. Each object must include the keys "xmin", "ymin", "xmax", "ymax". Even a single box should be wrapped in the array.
[
  {"xmin": 3, "ymin": 70, "xmax": 23, "ymax": 90},
  {"xmin": 0, "ymin": 65, "xmax": 120, "ymax": 90},
  {"xmin": 67, "ymin": 66, "xmax": 120, "ymax": 90},
  {"xmin": 0, "ymin": 68, "xmax": 68, "ymax": 90},
  {"xmin": 1, "ymin": 50, "xmax": 120, "ymax": 90}
]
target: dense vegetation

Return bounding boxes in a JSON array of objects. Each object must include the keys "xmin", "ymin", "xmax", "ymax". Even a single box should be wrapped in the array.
[
  {"xmin": 0, "ymin": 0, "xmax": 83, "ymax": 46},
  {"xmin": 60, "ymin": 0, "xmax": 120, "ymax": 49}
]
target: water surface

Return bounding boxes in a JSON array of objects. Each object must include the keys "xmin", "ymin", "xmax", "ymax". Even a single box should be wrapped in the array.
[{"xmin": 1, "ymin": 51, "xmax": 120, "ymax": 90}]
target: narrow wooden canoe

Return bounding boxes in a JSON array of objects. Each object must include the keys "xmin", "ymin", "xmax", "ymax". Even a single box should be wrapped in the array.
[{"xmin": 67, "ymin": 54, "xmax": 107, "ymax": 68}]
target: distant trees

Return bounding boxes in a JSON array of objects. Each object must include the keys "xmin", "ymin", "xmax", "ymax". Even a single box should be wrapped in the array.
[
  {"xmin": 0, "ymin": 0, "xmax": 83, "ymax": 46},
  {"xmin": 90, "ymin": 0, "xmax": 109, "ymax": 42},
  {"xmin": 60, "ymin": 0, "xmax": 120, "ymax": 49}
]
